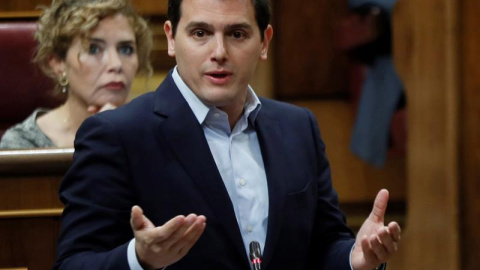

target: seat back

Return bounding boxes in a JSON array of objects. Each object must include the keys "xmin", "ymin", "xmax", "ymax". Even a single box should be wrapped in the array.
[{"xmin": 0, "ymin": 21, "xmax": 62, "ymax": 138}]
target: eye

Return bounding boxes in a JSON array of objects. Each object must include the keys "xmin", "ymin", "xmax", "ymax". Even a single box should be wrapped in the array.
[
  {"xmin": 232, "ymin": 31, "xmax": 245, "ymax": 39},
  {"xmin": 192, "ymin": 30, "xmax": 207, "ymax": 38},
  {"xmin": 88, "ymin": 43, "xmax": 102, "ymax": 55},
  {"xmin": 118, "ymin": 45, "xmax": 135, "ymax": 55}
]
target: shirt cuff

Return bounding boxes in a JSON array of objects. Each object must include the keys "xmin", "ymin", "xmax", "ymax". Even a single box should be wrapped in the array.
[
  {"xmin": 349, "ymin": 244, "xmax": 355, "ymax": 270},
  {"xmin": 127, "ymin": 238, "xmax": 144, "ymax": 270}
]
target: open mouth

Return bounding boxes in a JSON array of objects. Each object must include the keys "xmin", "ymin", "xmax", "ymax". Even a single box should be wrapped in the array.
[
  {"xmin": 206, "ymin": 70, "xmax": 232, "ymax": 84},
  {"xmin": 210, "ymin": 73, "xmax": 228, "ymax": 79}
]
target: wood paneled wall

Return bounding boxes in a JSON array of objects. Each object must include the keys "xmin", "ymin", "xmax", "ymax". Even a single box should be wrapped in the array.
[
  {"xmin": 0, "ymin": 149, "xmax": 72, "ymax": 270},
  {"xmin": 273, "ymin": 0, "xmax": 407, "ymax": 234},
  {"xmin": 460, "ymin": 0, "xmax": 480, "ymax": 269},
  {"xmin": 272, "ymin": 0, "xmax": 349, "ymax": 99},
  {"xmin": 390, "ymin": 0, "xmax": 480, "ymax": 268},
  {"xmin": 0, "ymin": 0, "xmax": 167, "ymax": 16}
]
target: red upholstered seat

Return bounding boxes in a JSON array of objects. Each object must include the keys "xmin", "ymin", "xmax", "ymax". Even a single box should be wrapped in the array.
[{"xmin": 0, "ymin": 21, "xmax": 62, "ymax": 138}]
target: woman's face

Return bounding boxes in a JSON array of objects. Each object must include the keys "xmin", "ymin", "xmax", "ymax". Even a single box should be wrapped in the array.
[{"xmin": 60, "ymin": 14, "xmax": 139, "ymax": 108}]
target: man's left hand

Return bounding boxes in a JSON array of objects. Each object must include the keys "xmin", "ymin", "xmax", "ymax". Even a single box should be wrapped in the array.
[{"xmin": 351, "ymin": 189, "xmax": 401, "ymax": 270}]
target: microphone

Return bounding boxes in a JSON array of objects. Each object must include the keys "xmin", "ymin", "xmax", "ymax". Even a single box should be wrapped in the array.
[{"xmin": 249, "ymin": 241, "xmax": 262, "ymax": 270}]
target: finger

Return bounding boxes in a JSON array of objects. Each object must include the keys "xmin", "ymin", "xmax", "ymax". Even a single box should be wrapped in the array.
[
  {"xmin": 360, "ymin": 234, "xmax": 378, "ymax": 264},
  {"xmin": 369, "ymin": 189, "xmax": 389, "ymax": 223},
  {"xmin": 98, "ymin": 102, "xmax": 117, "ymax": 112},
  {"xmin": 87, "ymin": 105, "xmax": 100, "ymax": 114},
  {"xmin": 158, "ymin": 214, "xmax": 199, "ymax": 248},
  {"xmin": 388, "ymin": 222, "xmax": 402, "ymax": 242},
  {"xmin": 181, "ymin": 215, "xmax": 207, "ymax": 244},
  {"xmin": 149, "ymin": 215, "xmax": 187, "ymax": 242},
  {"xmin": 131, "ymin": 206, "xmax": 157, "ymax": 232},
  {"xmin": 377, "ymin": 226, "xmax": 397, "ymax": 254},
  {"xmin": 131, "ymin": 205, "xmax": 151, "ymax": 231},
  {"xmin": 370, "ymin": 234, "xmax": 389, "ymax": 262},
  {"xmin": 171, "ymin": 215, "xmax": 207, "ymax": 255}
]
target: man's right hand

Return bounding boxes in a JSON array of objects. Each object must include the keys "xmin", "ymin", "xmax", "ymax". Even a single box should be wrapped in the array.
[{"xmin": 130, "ymin": 205, "xmax": 207, "ymax": 269}]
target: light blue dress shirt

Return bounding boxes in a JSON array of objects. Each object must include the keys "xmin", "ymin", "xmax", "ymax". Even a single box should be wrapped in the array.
[{"xmin": 128, "ymin": 67, "xmax": 269, "ymax": 269}]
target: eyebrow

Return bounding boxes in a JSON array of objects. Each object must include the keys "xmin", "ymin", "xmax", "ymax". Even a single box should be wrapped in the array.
[
  {"xmin": 224, "ymin": 23, "xmax": 253, "ymax": 32},
  {"xmin": 89, "ymin": 38, "xmax": 136, "ymax": 44},
  {"xmin": 184, "ymin": 21, "xmax": 254, "ymax": 32}
]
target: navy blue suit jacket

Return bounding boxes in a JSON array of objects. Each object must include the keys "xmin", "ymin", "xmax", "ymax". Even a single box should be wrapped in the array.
[{"xmin": 54, "ymin": 72, "xmax": 355, "ymax": 270}]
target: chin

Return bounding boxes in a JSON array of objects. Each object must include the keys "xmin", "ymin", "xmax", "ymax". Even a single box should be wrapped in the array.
[{"xmin": 96, "ymin": 94, "xmax": 128, "ymax": 107}]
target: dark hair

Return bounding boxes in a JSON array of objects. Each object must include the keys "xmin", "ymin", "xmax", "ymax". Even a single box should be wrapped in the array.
[{"xmin": 168, "ymin": 0, "xmax": 271, "ymax": 40}]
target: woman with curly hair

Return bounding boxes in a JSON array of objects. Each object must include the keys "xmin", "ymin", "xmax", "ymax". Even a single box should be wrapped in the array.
[{"xmin": 0, "ymin": 0, "xmax": 152, "ymax": 149}]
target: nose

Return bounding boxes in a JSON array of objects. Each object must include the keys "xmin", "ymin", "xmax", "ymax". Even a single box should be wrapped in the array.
[
  {"xmin": 106, "ymin": 48, "xmax": 122, "ymax": 73},
  {"xmin": 210, "ymin": 35, "xmax": 228, "ymax": 63}
]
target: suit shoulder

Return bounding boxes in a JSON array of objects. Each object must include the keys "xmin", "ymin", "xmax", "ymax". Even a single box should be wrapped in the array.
[
  {"xmin": 259, "ymin": 97, "xmax": 313, "ymax": 118},
  {"xmin": 96, "ymin": 91, "xmax": 156, "ymax": 124}
]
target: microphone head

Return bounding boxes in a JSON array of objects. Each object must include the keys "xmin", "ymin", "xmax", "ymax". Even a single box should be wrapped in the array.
[{"xmin": 249, "ymin": 241, "xmax": 262, "ymax": 260}]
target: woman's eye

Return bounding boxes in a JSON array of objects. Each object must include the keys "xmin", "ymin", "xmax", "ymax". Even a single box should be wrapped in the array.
[
  {"xmin": 119, "ymin": 45, "xmax": 135, "ymax": 55},
  {"xmin": 88, "ymin": 44, "xmax": 101, "ymax": 55}
]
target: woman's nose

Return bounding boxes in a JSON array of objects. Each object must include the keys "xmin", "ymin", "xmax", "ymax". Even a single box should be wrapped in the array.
[{"xmin": 106, "ymin": 49, "xmax": 122, "ymax": 72}]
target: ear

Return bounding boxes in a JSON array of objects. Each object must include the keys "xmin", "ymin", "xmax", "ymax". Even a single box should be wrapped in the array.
[
  {"xmin": 260, "ymin": 24, "xmax": 273, "ymax": 61},
  {"xmin": 164, "ymin": 20, "xmax": 176, "ymax": 58},
  {"xmin": 48, "ymin": 55, "xmax": 65, "ymax": 77}
]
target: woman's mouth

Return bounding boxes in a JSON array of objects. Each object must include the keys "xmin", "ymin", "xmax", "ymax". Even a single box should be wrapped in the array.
[{"xmin": 103, "ymin": 82, "xmax": 126, "ymax": 90}]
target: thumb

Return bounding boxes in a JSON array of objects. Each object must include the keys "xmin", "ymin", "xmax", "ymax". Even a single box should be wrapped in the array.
[
  {"xmin": 130, "ymin": 205, "xmax": 154, "ymax": 232},
  {"xmin": 87, "ymin": 105, "xmax": 100, "ymax": 114},
  {"xmin": 98, "ymin": 102, "xmax": 117, "ymax": 113},
  {"xmin": 369, "ymin": 189, "xmax": 389, "ymax": 223}
]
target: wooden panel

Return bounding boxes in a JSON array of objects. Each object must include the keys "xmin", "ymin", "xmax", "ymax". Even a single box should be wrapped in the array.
[
  {"xmin": 390, "ymin": 0, "xmax": 460, "ymax": 269},
  {"xmin": 0, "ymin": 176, "xmax": 62, "ymax": 211},
  {"xmin": 0, "ymin": 148, "xmax": 73, "ymax": 174},
  {"xmin": 291, "ymin": 100, "xmax": 406, "ymax": 203},
  {"xmin": 133, "ymin": 0, "xmax": 167, "ymax": 16},
  {"xmin": 291, "ymin": 100, "xmax": 406, "ymax": 236},
  {"xmin": 273, "ymin": 0, "xmax": 349, "ymax": 99},
  {"xmin": 0, "ymin": 0, "xmax": 50, "ymax": 12},
  {"xmin": 0, "ymin": 218, "xmax": 61, "ymax": 270},
  {"xmin": 0, "ymin": 149, "xmax": 71, "ymax": 270},
  {"xmin": 461, "ymin": 0, "xmax": 480, "ymax": 269},
  {"xmin": 0, "ymin": 0, "xmax": 168, "ymax": 16}
]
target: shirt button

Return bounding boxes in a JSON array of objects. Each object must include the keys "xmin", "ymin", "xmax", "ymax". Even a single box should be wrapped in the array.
[
  {"xmin": 213, "ymin": 113, "xmax": 220, "ymax": 118},
  {"xmin": 239, "ymin": 178, "xmax": 246, "ymax": 186},
  {"xmin": 247, "ymin": 226, "xmax": 253, "ymax": 233}
]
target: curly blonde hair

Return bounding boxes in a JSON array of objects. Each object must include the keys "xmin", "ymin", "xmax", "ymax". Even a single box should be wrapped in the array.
[{"xmin": 35, "ymin": 0, "xmax": 152, "ymax": 80}]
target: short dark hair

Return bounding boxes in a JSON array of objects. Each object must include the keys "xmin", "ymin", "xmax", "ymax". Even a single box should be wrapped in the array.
[{"xmin": 168, "ymin": 0, "xmax": 271, "ymax": 40}]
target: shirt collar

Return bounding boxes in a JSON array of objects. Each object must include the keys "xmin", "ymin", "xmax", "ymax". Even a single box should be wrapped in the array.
[{"xmin": 172, "ymin": 66, "xmax": 262, "ymax": 125}]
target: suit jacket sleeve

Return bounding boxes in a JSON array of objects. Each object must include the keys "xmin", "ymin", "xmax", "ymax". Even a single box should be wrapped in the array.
[
  {"xmin": 53, "ymin": 114, "xmax": 136, "ymax": 270},
  {"xmin": 305, "ymin": 108, "xmax": 356, "ymax": 270}
]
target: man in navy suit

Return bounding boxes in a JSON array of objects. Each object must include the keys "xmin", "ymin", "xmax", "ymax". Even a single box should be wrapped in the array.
[{"xmin": 54, "ymin": 0, "xmax": 401, "ymax": 269}]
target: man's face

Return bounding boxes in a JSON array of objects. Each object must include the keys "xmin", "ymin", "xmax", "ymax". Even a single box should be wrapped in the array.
[{"xmin": 164, "ymin": 0, "xmax": 273, "ymax": 115}]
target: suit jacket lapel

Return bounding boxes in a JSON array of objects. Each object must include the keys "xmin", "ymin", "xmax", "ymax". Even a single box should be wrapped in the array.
[
  {"xmin": 255, "ymin": 109, "xmax": 289, "ymax": 269},
  {"xmin": 152, "ymin": 73, "xmax": 249, "ymax": 265}
]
